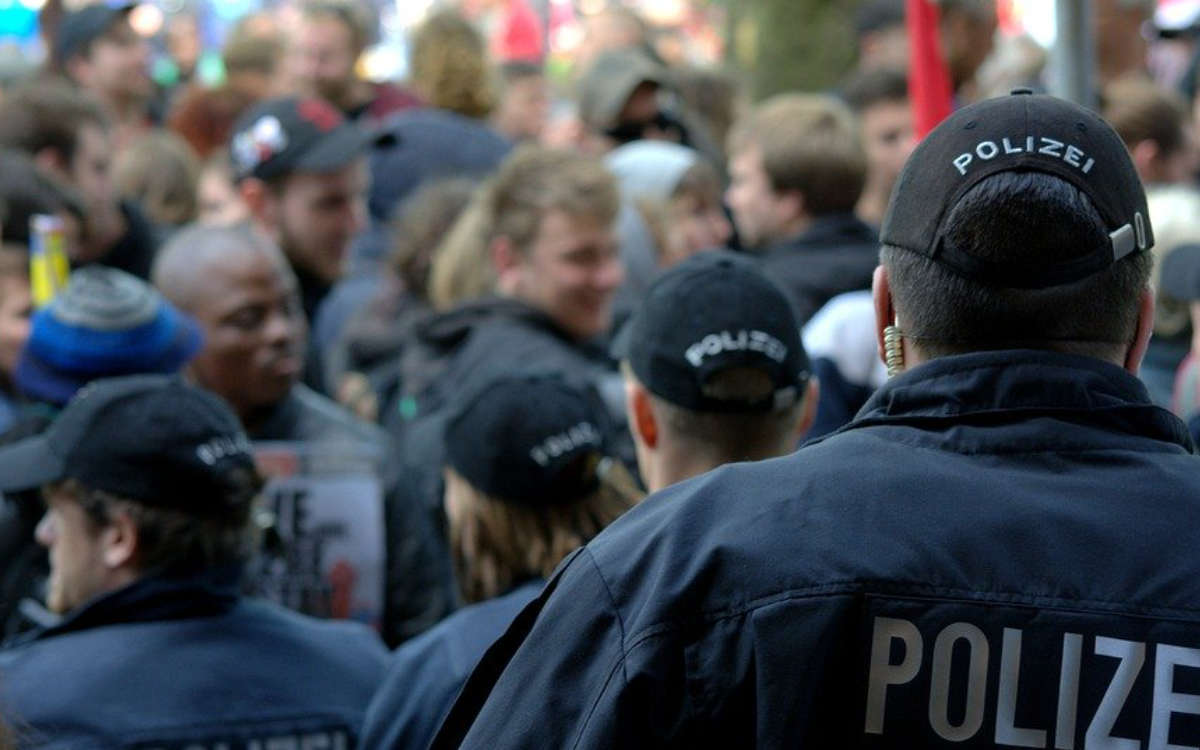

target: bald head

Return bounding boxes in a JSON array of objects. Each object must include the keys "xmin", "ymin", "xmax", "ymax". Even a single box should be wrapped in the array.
[
  {"xmin": 153, "ymin": 223, "xmax": 292, "ymax": 312},
  {"xmin": 153, "ymin": 223, "xmax": 306, "ymax": 427}
]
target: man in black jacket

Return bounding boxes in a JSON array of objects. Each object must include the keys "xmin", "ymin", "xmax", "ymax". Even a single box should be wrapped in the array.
[
  {"xmin": 434, "ymin": 91, "xmax": 1200, "ymax": 749},
  {"xmin": 726, "ymin": 93, "xmax": 879, "ymax": 325},
  {"xmin": 379, "ymin": 147, "xmax": 627, "ymax": 610},
  {"xmin": 154, "ymin": 223, "xmax": 452, "ymax": 645}
]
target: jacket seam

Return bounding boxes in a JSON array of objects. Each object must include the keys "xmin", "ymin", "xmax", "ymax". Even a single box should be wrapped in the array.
[
  {"xmin": 619, "ymin": 580, "xmax": 1200, "ymax": 653},
  {"xmin": 569, "ymin": 548, "xmax": 630, "ymax": 750}
]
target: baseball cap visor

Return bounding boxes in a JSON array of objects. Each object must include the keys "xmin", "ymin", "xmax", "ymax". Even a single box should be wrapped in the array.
[
  {"xmin": 54, "ymin": 3, "xmax": 134, "ymax": 64},
  {"xmin": 293, "ymin": 124, "xmax": 375, "ymax": 174},
  {"xmin": 0, "ymin": 433, "xmax": 67, "ymax": 493},
  {"xmin": 609, "ymin": 318, "xmax": 635, "ymax": 361}
]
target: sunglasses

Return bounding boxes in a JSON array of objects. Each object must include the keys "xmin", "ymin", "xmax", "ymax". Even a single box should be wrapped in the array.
[{"xmin": 604, "ymin": 110, "xmax": 684, "ymax": 145}]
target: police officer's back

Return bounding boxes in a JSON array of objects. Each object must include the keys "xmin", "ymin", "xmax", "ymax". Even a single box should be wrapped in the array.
[{"xmin": 433, "ymin": 92, "xmax": 1200, "ymax": 748}]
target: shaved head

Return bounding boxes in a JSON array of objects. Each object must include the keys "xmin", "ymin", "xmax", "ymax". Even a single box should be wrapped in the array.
[
  {"xmin": 153, "ymin": 223, "xmax": 290, "ymax": 312},
  {"xmin": 153, "ymin": 222, "xmax": 306, "ymax": 427}
]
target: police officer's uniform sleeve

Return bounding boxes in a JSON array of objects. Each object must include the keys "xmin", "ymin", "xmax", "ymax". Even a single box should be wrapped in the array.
[{"xmin": 432, "ymin": 547, "xmax": 647, "ymax": 749}]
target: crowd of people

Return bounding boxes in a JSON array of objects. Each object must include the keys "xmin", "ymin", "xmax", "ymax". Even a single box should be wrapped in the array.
[{"xmin": 2, "ymin": 0, "xmax": 1200, "ymax": 746}]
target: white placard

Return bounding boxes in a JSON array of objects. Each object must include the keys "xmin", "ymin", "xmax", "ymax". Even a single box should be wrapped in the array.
[{"xmin": 247, "ymin": 442, "xmax": 385, "ymax": 631}]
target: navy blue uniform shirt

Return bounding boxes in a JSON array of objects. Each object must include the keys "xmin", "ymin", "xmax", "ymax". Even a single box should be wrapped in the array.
[
  {"xmin": 362, "ymin": 580, "xmax": 542, "ymax": 750},
  {"xmin": 434, "ymin": 350, "xmax": 1200, "ymax": 748}
]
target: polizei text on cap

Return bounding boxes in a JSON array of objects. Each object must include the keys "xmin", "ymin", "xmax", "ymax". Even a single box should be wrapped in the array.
[{"xmin": 952, "ymin": 137, "xmax": 1095, "ymax": 176}]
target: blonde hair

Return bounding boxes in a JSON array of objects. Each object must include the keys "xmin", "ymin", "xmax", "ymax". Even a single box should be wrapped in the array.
[
  {"xmin": 428, "ymin": 145, "xmax": 620, "ymax": 310},
  {"xmin": 727, "ymin": 93, "xmax": 866, "ymax": 215},
  {"xmin": 113, "ymin": 131, "xmax": 200, "ymax": 226},
  {"xmin": 410, "ymin": 10, "xmax": 496, "ymax": 119},
  {"xmin": 445, "ymin": 467, "xmax": 634, "ymax": 603}
]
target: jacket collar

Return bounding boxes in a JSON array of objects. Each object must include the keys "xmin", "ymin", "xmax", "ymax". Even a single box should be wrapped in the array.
[
  {"xmin": 419, "ymin": 295, "xmax": 610, "ymax": 360},
  {"xmin": 24, "ymin": 570, "xmax": 240, "ymax": 644},
  {"xmin": 769, "ymin": 212, "xmax": 878, "ymax": 253},
  {"xmin": 843, "ymin": 350, "xmax": 1192, "ymax": 450}
]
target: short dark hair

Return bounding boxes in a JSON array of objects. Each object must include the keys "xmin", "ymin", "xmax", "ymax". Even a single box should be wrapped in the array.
[
  {"xmin": 627, "ymin": 364, "xmax": 803, "ymax": 463},
  {"xmin": 882, "ymin": 171, "xmax": 1152, "ymax": 360},
  {"xmin": 0, "ymin": 81, "xmax": 108, "ymax": 164},
  {"xmin": 300, "ymin": 0, "xmax": 371, "ymax": 54},
  {"xmin": 0, "ymin": 150, "xmax": 84, "ymax": 246},
  {"xmin": 58, "ymin": 469, "xmax": 262, "ymax": 577},
  {"xmin": 841, "ymin": 67, "xmax": 909, "ymax": 113}
]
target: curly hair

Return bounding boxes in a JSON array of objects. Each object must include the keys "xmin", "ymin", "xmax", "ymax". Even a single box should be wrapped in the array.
[{"xmin": 409, "ymin": 10, "xmax": 496, "ymax": 119}]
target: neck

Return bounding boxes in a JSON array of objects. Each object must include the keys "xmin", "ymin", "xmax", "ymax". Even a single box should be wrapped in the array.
[
  {"xmin": 644, "ymin": 439, "xmax": 729, "ymax": 493},
  {"xmin": 774, "ymin": 214, "xmax": 812, "ymax": 244},
  {"xmin": 856, "ymin": 184, "xmax": 891, "ymax": 228},
  {"xmin": 101, "ymin": 92, "xmax": 144, "ymax": 127},
  {"xmin": 336, "ymin": 79, "xmax": 373, "ymax": 113}
]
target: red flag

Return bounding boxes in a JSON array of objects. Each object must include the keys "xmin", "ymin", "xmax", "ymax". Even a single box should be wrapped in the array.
[{"xmin": 906, "ymin": 0, "xmax": 955, "ymax": 138}]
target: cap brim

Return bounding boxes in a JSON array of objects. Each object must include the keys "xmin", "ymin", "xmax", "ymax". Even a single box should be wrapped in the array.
[
  {"xmin": 609, "ymin": 317, "xmax": 635, "ymax": 361},
  {"xmin": 54, "ymin": 3, "xmax": 135, "ymax": 64},
  {"xmin": 0, "ymin": 433, "xmax": 66, "ymax": 493},
  {"xmin": 293, "ymin": 123, "xmax": 377, "ymax": 173}
]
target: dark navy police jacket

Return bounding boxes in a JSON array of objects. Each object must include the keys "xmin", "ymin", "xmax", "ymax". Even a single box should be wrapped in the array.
[
  {"xmin": 434, "ymin": 351, "xmax": 1200, "ymax": 748},
  {"xmin": 0, "ymin": 574, "xmax": 387, "ymax": 748},
  {"xmin": 361, "ymin": 581, "xmax": 542, "ymax": 750}
]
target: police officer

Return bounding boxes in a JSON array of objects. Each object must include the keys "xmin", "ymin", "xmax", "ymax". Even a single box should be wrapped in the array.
[
  {"xmin": 433, "ymin": 91, "xmax": 1200, "ymax": 748},
  {"xmin": 0, "ymin": 376, "xmax": 386, "ymax": 747},
  {"xmin": 614, "ymin": 251, "xmax": 816, "ymax": 492},
  {"xmin": 362, "ymin": 373, "xmax": 634, "ymax": 750}
]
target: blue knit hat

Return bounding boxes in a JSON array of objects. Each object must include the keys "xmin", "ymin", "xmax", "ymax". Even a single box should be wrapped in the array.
[{"xmin": 16, "ymin": 266, "xmax": 204, "ymax": 406}]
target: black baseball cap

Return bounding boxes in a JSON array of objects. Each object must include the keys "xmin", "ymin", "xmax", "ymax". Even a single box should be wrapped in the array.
[
  {"xmin": 230, "ymin": 96, "xmax": 377, "ymax": 182},
  {"xmin": 444, "ymin": 374, "xmax": 610, "ymax": 507},
  {"xmin": 612, "ymin": 251, "xmax": 810, "ymax": 413},
  {"xmin": 881, "ymin": 89, "xmax": 1154, "ymax": 289},
  {"xmin": 0, "ymin": 375, "xmax": 257, "ymax": 518},
  {"xmin": 53, "ymin": 3, "xmax": 134, "ymax": 65}
]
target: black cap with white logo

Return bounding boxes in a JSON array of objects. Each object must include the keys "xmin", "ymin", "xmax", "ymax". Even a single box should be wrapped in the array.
[
  {"xmin": 53, "ymin": 3, "xmax": 134, "ymax": 65},
  {"xmin": 612, "ymin": 251, "xmax": 810, "ymax": 413},
  {"xmin": 881, "ymin": 89, "xmax": 1154, "ymax": 288},
  {"xmin": 0, "ymin": 375, "xmax": 257, "ymax": 518},
  {"xmin": 444, "ymin": 373, "xmax": 612, "ymax": 507},
  {"xmin": 230, "ymin": 96, "xmax": 377, "ymax": 182}
]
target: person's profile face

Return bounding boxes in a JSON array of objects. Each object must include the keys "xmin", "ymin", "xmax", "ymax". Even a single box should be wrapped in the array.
[
  {"xmin": 36, "ymin": 487, "xmax": 109, "ymax": 614},
  {"xmin": 725, "ymin": 145, "xmax": 788, "ymax": 249},
  {"xmin": 667, "ymin": 191, "xmax": 731, "ymax": 264},
  {"xmin": 273, "ymin": 160, "xmax": 368, "ymax": 285},
  {"xmin": 69, "ymin": 123, "xmax": 115, "ymax": 220},
  {"xmin": 0, "ymin": 273, "xmax": 32, "ymax": 384},
  {"xmin": 87, "ymin": 20, "xmax": 152, "ymax": 101},
  {"xmin": 511, "ymin": 209, "xmax": 623, "ymax": 342},
  {"xmin": 860, "ymin": 99, "xmax": 915, "ymax": 193},
  {"xmin": 495, "ymin": 75, "xmax": 550, "ymax": 142},
  {"xmin": 294, "ymin": 15, "xmax": 358, "ymax": 104}
]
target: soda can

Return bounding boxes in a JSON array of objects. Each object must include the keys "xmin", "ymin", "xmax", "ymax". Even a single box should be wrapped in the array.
[{"xmin": 30, "ymin": 214, "xmax": 70, "ymax": 308}]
